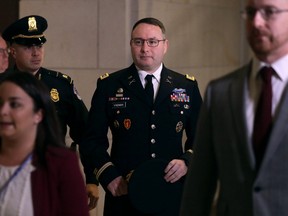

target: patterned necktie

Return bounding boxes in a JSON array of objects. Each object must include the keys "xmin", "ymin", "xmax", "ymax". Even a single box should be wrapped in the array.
[
  {"xmin": 252, "ymin": 66, "xmax": 273, "ymax": 167},
  {"xmin": 145, "ymin": 75, "xmax": 154, "ymax": 104}
]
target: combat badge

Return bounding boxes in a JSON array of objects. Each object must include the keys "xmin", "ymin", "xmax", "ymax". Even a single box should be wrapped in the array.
[
  {"xmin": 176, "ymin": 121, "xmax": 183, "ymax": 133},
  {"xmin": 50, "ymin": 88, "xmax": 59, "ymax": 102}
]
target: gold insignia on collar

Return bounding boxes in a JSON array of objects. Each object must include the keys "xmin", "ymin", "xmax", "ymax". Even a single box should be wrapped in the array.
[
  {"xmin": 100, "ymin": 73, "xmax": 109, "ymax": 80},
  {"xmin": 28, "ymin": 17, "xmax": 38, "ymax": 32},
  {"xmin": 50, "ymin": 88, "xmax": 59, "ymax": 102},
  {"xmin": 186, "ymin": 74, "xmax": 195, "ymax": 81}
]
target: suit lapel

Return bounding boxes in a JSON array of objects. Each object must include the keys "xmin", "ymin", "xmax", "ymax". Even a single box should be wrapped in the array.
[
  {"xmin": 230, "ymin": 63, "xmax": 255, "ymax": 170},
  {"xmin": 260, "ymin": 83, "xmax": 288, "ymax": 170}
]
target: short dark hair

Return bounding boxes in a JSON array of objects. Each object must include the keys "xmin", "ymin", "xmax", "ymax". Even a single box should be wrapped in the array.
[
  {"xmin": 132, "ymin": 17, "xmax": 166, "ymax": 35},
  {"xmin": 0, "ymin": 72, "xmax": 65, "ymax": 166}
]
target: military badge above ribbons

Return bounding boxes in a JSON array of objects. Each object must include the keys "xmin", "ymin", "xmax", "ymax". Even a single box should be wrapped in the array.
[{"xmin": 170, "ymin": 88, "xmax": 190, "ymax": 102}]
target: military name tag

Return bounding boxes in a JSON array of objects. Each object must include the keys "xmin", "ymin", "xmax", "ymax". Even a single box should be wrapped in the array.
[{"xmin": 112, "ymin": 102, "xmax": 126, "ymax": 109}]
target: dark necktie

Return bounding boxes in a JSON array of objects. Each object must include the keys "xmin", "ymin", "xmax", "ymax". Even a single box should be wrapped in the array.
[
  {"xmin": 252, "ymin": 66, "xmax": 273, "ymax": 166},
  {"xmin": 145, "ymin": 75, "xmax": 154, "ymax": 104}
]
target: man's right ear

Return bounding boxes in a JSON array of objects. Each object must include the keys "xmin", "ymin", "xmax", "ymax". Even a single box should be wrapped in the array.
[{"xmin": 9, "ymin": 47, "xmax": 16, "ymax": 57}]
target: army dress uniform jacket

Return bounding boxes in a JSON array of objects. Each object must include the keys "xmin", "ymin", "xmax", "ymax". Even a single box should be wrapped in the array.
[
  {"xmin": 80, "ymin": 64, "xmax": 202, "ymax": 187},
  {"xmin": 14, "ymin": 67, "xmax": 88, "ymax": 146}
]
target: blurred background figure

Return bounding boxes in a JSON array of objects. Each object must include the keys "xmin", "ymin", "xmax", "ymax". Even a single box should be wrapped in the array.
[
  {"xmin": 0, "ymin": 72, "xmax": 89, "ymax": 216},
  {"xmin": 0, "ymin": 35, "xmax": 9, "ymax": 73},
  {"xmin": 180, "ymin": 0, "xmax": 288, "ymax": 215}
]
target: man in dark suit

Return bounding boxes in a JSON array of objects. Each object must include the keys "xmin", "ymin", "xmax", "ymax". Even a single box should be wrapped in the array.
[
  {"xmin": 2, "ymin": 15, "xmax": 99, "ymax": 210},
  {"xmin": 180, "ymin": 0, "xmax": 288, "ymax": 215},
  {"xmin": 79, "ymin": 17, "xmax": 202, "ymax": 216}
]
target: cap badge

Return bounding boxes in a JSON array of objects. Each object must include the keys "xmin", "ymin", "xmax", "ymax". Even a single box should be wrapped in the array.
[
  {"xmin": 50, "ymin": 88, "xmax": 60, "ymax": 102},
  {"xmin": 28, "ymin": 17, "xmax": 38, "ymax": 32}
]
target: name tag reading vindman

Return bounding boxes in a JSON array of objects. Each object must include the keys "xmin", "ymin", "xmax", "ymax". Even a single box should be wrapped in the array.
[{"xmin": 112, "ymin": 102, "xmax": 126, "ymax": 109}]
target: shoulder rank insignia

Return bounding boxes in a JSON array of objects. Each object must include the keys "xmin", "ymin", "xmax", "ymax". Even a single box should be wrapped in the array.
[
  {"xmin": 61, "ymin": 74, "xmax": 73, "ymax": 84},
  {"xmin": 185, "ymin": 74, "xmax": 195, "ymax": 81},
  {"xmin": 47, "ymin": 71, "xmax": 73, "ymax": 84},
  {"xmin": 100, "ymin": 73, "xmax": 109, "ymax": 80},
  {"xmin": 50, "ymin": 88, "xmax": 60, "ymax": 102}
]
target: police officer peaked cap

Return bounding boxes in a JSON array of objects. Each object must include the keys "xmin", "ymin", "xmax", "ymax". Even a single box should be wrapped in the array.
[{"xmin": 2, "ymin": 15, "xmax": 47, "ymax": 46}]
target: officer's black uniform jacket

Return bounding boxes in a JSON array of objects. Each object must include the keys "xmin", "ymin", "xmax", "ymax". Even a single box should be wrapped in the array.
[
  {"xmin": 13, "ymin": 67, "xmax": 88, "ymax": 146},
  {"xmin": 80, "ymin": 64, "xmax": 202, "ymax": 188}
]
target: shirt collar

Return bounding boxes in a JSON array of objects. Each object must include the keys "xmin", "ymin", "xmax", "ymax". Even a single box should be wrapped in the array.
[
  {"xmin": 137, "ymin": 63, "xmax": 162, "ymax": 84},
  {"xmin": 252, "ymin": 54, "xmax": 288, "ymax": 82}
]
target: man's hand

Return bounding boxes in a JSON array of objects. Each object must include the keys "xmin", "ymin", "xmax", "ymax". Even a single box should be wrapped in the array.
[
  {"xmin": 86, "ymin": 184, "xmax": 99, "ymax": 210},
  {"xmin": 107, "ymin": 176, "xmax": 128, "ymax": 196},
  {"xmin": 164, "ymin": 159, "xmax": 187, "ymax": 183}
]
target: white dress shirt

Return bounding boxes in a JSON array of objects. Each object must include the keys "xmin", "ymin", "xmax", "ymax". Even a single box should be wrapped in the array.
[
  {"xmin": 138, "ymin": 63, "xmax": 162, "ymax": 101},
  {"xmin": 245, "ymin": 54, "xmax": 288, "ymax": 140}
]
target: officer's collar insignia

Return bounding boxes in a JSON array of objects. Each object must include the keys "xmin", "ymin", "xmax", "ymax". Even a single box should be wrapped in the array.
[
  {"xmin": 50, "ymin": 88, "xmax": 59, "ymax": 102},
  {"xmin": 165, "ymin": 78, "xmax": 172, "ymax": 84},
  {"xmin": 28, "ymin": 17, "xmax": 38, "ymax": 32},
  {"xmin": 128, "ymin": 76, "xmax": 136, "ymax": 85}
]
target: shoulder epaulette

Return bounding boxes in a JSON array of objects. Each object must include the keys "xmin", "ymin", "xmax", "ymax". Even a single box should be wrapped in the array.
[
  {"xmin": 100, "ymin": 73, "xmax": 109, "ymax": 80},
  {"xmin": 47, "ymin": 71, "xmax": 73, "ymax": 84},
  {"xmin": 185, "ymin": 74, "xmax": 196, "ymax": 81}
]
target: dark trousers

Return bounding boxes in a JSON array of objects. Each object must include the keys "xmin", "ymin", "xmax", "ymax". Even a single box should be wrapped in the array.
[{"xmin": 103, "ymin": 189, "xmax": 182, "ymax": 216}]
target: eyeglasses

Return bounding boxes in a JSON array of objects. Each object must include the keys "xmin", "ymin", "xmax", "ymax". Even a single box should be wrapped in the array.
[
  {"xmin": 0, "ymin": 48, "xmax": 10, "ymax": 55},
  {"xmin": 241, "ymin": 7, "xmax": 288, "ymax": 20},
  {"xmin": 131, "ymin": 38, "xmax": 166, "ymax": 47}
]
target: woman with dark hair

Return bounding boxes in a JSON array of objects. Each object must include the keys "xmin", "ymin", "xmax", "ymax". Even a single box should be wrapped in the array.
[{"xmin": 0, "ymin": 72, "xmax": 89, "ymax": 216}]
